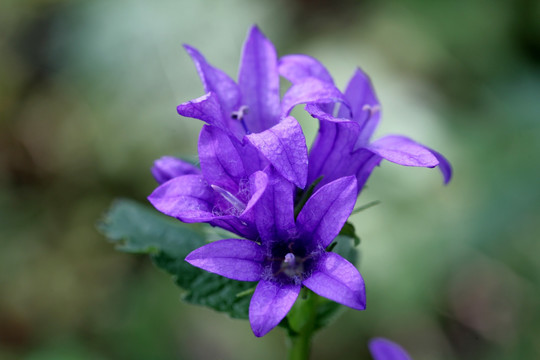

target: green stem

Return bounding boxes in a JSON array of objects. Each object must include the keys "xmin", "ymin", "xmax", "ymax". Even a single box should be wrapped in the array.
[
  {"xmin": 287, "ymin": 331, "xmax": 312, "ymax": 360},
  {"xmin": 286, "ymin": 290, "xmax": 318, "ymax": 360}
]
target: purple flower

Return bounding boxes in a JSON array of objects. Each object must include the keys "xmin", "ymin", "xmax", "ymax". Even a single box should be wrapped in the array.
[
  {"xmin": 369, "ymin": 338, "xmax": 412, "ymax": 360},
  {"xmin": 185, "ymin": 169, "xmax": 366, "ymax": 337},
  {"xmin": 176, "ymin": 25, "xmax": 345, "ymax": 189},
  {"xmin": 149, "ymin": 26, "xmax": 346, "ymax": 237},
  {"xmin": 149, "ymin": 113, "xmax": 318, "ymax": 238},
  {"xmin": 279, "ymin": 55, "xmax": 452, "ymax": 192},
  {"xmin": 148, "ymin": 129, "xmax": 270, "ymax": 238}
]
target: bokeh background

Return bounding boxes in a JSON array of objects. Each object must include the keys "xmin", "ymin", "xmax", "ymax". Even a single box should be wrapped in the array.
[{"xmin": 1, "ymin": 0, "xmax": 539, "ymax": 359}]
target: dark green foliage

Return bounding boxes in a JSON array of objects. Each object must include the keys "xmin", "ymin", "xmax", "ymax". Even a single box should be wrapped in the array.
[{"xmin": 339, "ymin": 221, "xmax": 361, "ymax": 247}]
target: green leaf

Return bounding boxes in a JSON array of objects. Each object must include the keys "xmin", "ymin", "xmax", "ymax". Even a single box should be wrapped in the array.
[
  {"xmin": 339, "ymin": 221, "xmax": 361, "ymax": 246},
  {"xmin": 332, "ymin": 233, "xmax": 360, "ymax": 265},
  {"xmin": 98, "ymin": 199, "xmax": 254, "ymax": 319}
]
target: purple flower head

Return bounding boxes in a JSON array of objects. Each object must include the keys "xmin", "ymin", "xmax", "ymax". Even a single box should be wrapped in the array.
[
  {"xmin": 279, "ymin": 55, "xmax": 453, "ymax": 193},
  {"xmin": 148, "ymin": 128, "xmax": 271, "ymax": 238},
  {"xmin": 149, "ymin": 26, "xmax": 349, "ymax": 236},
  {"xmin": 185, "ymin": 168, "xmax": 366, "ymax": 337},
  {"xmin": 176, "ymin": 25, "xmax": 346, "ymax": 189},
  {"xmin": 369, "ymin": 338, "xmax": 412, "ymax": 360}
]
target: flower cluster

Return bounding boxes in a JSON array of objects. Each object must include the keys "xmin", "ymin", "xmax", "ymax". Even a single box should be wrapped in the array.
[{"xmin": 148, "ymin": 26, "xmax": 451, "ymax": 337}]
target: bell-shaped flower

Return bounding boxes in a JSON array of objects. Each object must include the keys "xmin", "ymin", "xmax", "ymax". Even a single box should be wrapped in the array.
[
  {"xmin": 149, "ymin": 26, "xmax": 348, "ymax": 236},
  {"xmin": 185, "ymin": 168, "xmax": 366, "ymax": 337},
  {"xmin": 278, "ymin": 54, "xmax": 452, "ymax": 192},
  {"xmin": 176, "ymin": 25, "xmax": 346, "ymax": 189},
  {"xmin": 149, "ymin": 124, "xmax": 274, "ymax": 239}
]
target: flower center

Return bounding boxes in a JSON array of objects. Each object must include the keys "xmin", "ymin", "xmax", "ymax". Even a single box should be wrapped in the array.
[
  {"xmin": 280, "ymin": 252, "xmax": 304, "ymax": 278},
  {"xmin": 266, "ymin": 242, "xmax": 318, "ymax": 285}
]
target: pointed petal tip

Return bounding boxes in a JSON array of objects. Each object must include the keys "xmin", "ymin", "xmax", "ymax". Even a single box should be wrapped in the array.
[
  {"xmin": 249, "ymin": 281, "xmax": 300, "ymax": 338},
  {"xmin": 248, "ymin": 24, "xmax": 264, "ymax": 37},
  {"xmin": 182, "ymin": 44, "xmax": 202, "ymax": 61},
  {"xmin": 353, "ymin": 66, "xmax": 370, "ymax": 80},
  {"xmin": 182, "ymin": 43, "xmax": 197, "ymax": 54},
  {"xmin": 184, "ymin": 251, "xmax": 196, "ymax": 264},
  {"xmin": 425, "ymin": 147, "xmax": 453, "ymax": 185},
  {"xmin": 302, "ymin": 253, "xmax": 366, "ymax": 310},
  {"xmin": 251, "ymin": 327, "xmax": 266, "ymax": 338},
  {"xmin": 333, "ymin": 175, "xmax": 358, "ymax": 193}
]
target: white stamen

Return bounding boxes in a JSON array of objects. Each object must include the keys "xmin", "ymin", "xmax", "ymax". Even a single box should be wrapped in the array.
[
  {"xmin": 231, "ymin": 105, "xmax": 249, "ymax": 121},
  {"xmin": 362, "ymin": 104, "xmax": 381, "ymax": 119}
]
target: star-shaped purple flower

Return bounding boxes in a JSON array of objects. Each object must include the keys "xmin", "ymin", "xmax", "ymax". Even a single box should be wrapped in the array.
[
  {"xmin": 185, "ymin": 168, "xmax": 366, "ymax": 337},
  {"xmin": 279, "ymin": 54, "xmax": 452, "ymax": 192}
]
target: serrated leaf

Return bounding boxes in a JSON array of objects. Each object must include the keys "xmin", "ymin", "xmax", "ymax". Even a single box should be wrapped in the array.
[{"xmin": 98, "ymin": 199, "xmax": 254, "ymax": 319}]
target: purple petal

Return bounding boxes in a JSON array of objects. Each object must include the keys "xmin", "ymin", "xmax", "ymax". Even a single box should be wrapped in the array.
[
  {"xmin": 428, "ymin": 148, "xmax": 453, "ymax": 184},
  {"xmin": 278, "ymin": 54, "xmax": 334, "ymax": 84},
  {"xmin": 148, "ymin": 175, "xmax": 215, "ymax": 222},
  {"xmin": 232, "ymin": 139, "xmax": 269, "ymax": 177},
  {"xmin": 185, "ymin": 239, "xmax": 264, "ymax": 281},
  {"xmin": 307, "ymin": 121, "xmax": 360, "ymax": 186},
  {"xmin": 281, "ymin": 77, "xmax": 347, "ymax": 117},
  {"xmin": 251, "ymin": 166, "xmax": 295, "ymax": 244},
  {"xmin": 303, "ymin": 252, "xmax": 366, "ymax": 310},
  {"xmin": 246, "ymin": 116, "xmax": 308, "ymax": 188},
  {"xmin": 198, "ymin": 125, "xmax": 246, "ymax": 192},
  {"xmin": 249, "ymin": 280, "xmax": 301, "ymax": 337},
  {"xmin": 338, "ymin": 68, "xmax": 381, "ymax": 149},
  {"xmin": 368, "ymin": 135, "xmax": 439, "ymax": 167},
  {"xmin": 209, "ymin": 216, "xmax": 258, "ymax": 240},
  {"xmin": 369, "ymin": 338, "xmax": 412, "ymax": 360},
  {"xmin": 305, "ymin": 103, "xmax": 352, "ymax": 123},
  {"xmin": 354, "ymin": 148, "xmax": 383, "ymax": 193},
  {"xmin": 151, "ymin": 156, "xmax": 200, "ymax": 184},
  {"xmin": 238, "ymin": 26, "xmax": 280, "ymax": 133},
  {"xmin": 307, "ymin": 122, "xmax": 382, "ymax": 194},
  {"xmin": 177, "ymin": 92, "xmax": 223, "ymax": 126},
  {"xmin": 242, "ymin": 170, "xmax": 269, "ymax": 217},
  {"xmin": 297, "ymin": 176, "xmax": 357, "ymax": 248},
  {"xmin": 183, "ymin": 45, "xmax": 241, "ymax": 118}
]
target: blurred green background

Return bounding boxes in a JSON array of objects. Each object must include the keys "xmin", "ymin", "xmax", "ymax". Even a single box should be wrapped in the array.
[{"xmin": 1, "ymin": 0, "xmax": 539, "ymax": 359}]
